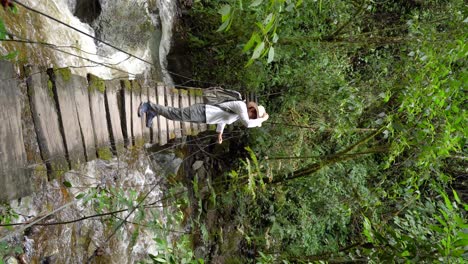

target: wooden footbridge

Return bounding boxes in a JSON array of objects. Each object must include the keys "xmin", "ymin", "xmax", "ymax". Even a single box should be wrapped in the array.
[{"xmin": 0, "ymin": 60, "xmax": 208, "ymax": 202}]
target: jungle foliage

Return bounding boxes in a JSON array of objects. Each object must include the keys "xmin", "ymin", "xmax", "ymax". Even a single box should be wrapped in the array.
[{"xmin": 185, "ymin": 0, "xmax": 467, "ymax": 263}]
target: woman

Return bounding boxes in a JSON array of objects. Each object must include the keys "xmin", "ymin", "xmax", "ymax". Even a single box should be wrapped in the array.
[{"xmin": 138, "ymin": 100, "xmax": 269, "ymax": 144}]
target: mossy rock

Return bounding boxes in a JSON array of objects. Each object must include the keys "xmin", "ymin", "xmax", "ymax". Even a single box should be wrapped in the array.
[
  {"xmin": 55, "ymin": 68, "xmax": 72, "ymax": 82},
  {"xmin": 88, "ymin": 74, "xmax": 106, "ymax": 93}
]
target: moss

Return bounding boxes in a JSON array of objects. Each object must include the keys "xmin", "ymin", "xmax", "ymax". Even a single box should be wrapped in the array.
[
  {"xmin": 180, "ymin": 89, "xmax": 189, "ymax": 95},
  {"xmin": 194, "ymin": 88, "xmax": 203, "ymax": 97},
  {"xmin": 171, "ymin": 88, "xmax": 179, "ymax": 95},
  {"xmin": 47, "ymin": 79, "xmax": 54, "ymax": 99},
  {"xmin": 134, "ymin": 138, "xmax": 145, "ymax": 148},
  {"xmin": 34, "ymin": 164, "xmax": 47, "ymax": 177},
  {"xmin": 123, "ymin": 80, "xmax": 132, "ymax": 91},
  {"xmin": 169, "ymin": 132, "xmax": 176, "ymax": 139},
  {"xmin": 88, "ymin": 74, "xmax": 106, "ymax": 93},
  {"xmin": 97, "ymin": 147, "xmax": 113, "ymax": 161},
  {"xmin": 55, "ymin": 68, "xmax": 71, "ymax": 82},
  {"xmin": 49, "ymin": 162, "xmax": 67, "ymax": 179},
  {"xmin": 131, "ymin": 80, "xmax": 142, "ymax": 93}
]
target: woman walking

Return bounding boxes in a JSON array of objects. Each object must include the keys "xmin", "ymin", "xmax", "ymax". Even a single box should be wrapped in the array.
[{"xmin": 138, "ymin": 100, "xmax": 269, "ymax": 144}]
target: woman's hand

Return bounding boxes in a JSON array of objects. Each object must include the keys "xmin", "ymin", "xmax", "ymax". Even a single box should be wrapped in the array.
[{"xmin": 217, "ymin": 132, "xmax": 223, "ymax": 144}]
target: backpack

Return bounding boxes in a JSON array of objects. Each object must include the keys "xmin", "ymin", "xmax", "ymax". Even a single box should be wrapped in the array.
[{"xmin": 202, "ymin": 87, "xmax": 243, "ymax": 105}]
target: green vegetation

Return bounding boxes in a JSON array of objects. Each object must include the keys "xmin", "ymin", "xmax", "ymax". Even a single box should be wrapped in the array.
[
  {"xmin": 54, "ymin": 67, "xmax": 72, "ymax": 82},
  {"xmin": 88, "ymin": 74, "xmax": 106, "ymax": 93},
  {"xmin": 123, "ymin": 79, "xmax": 132, "ymax": 91},
  {"xmin": 180, "ymin": 0, "xmax": 467, "ymax": 262},
  {"xmin": 97, "ymin": 147, "xmax": 113, "ymax": 161},
  {"xmin": 47, "ymin": 79, "xmax": 54, "ymax": 99}
]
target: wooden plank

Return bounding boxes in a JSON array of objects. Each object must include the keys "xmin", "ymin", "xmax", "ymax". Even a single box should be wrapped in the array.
[
  {"xmin": 147, "ymin": 84, "xmax": 158, "ymax": 144},
  {"xmin": 74, "ymin": 75, "xmax": 96, "ymax": 161},
  {"xmin": 196, "ymin": 91, "xmax": 207, "ymax": 132},
  {"xmin": 121, "ymin": 80, "xmax": 132, "ymax": 147},
  {"xmin": 189, "ymin": 89, "xmax": 200, "ymax": 135},
  {"xmin": 0, "ymin": 61, "xmax": 32, "ymax": 201},
  {"xmin": 53, "ymin": 68, "xmax": 86, "ymax": 169},
  {"xmin": 131, "ymin": 80, "xmax": 144, "ymax": 145},
  {"xmin": 179, "ymin": 89, "xmax": 191, "ymax": 136},
  {"xmin": 171, "ymin": 88, "xmax": 182, "ymax": 138},
  {"xmin": 165, "ymin": 85, "xmax": 176, "ymax": 140},
  {"xmin": 139, "ymin": 81, "xmax": 151, "ymax": 143},
  {"xmin": 88, "ymin": 74, "xmax": 111, "ymax": 160},
  {"xmin": 156, "ymin": 83, "xmax": 168, "ymax": 145},
  {"xmin": 26, "ymin": 65, "xmax": 69, "ymax": 179},
  {"xmin": 105, "ymin": 80, "xmax": 125, "ymax": 154}
]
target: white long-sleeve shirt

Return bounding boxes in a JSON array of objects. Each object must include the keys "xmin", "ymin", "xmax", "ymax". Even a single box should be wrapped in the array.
[{"xmin": 205, "ymin": 101, "xmax": 267, "ymax": 133}]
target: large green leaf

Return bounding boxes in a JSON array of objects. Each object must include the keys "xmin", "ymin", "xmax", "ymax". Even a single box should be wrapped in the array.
[
  {"xmin": 243, "ymin": 32, "xmax": 259, "ymax": 53},
  {"xmin": 252, "ymin": 41, "xmax": 265, "ymax": 60},
  {"xmin": 249, "ymin": 0, "xmax": 263, "ymax": 8},
  {"xmin": 218, "ymin": 5, "xmax": 231, "ymax": 16},
  {"xmin": 267, "ymin": 46, "xmax": 275, "ymax": 63}
]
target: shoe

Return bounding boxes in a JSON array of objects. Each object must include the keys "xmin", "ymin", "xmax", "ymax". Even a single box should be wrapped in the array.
[
  {"xmin": 137, "ymin": 102, "xmax": 150, "ymax": 118},
  {"xmin": 146, "ymin": 109, "xmax": 157, "ymax": 128}
]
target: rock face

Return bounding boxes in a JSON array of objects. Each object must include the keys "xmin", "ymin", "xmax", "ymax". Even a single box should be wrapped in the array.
[{"xmin": 0, "ymin": 61, "xmax": 32, "ymax": 201}]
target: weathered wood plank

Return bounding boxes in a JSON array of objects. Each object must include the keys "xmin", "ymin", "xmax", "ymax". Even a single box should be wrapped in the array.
[
  {"xmin": 53, "ymin": 68, "xmax": 86, "ymax": 169},
  {"xmin": 147, "ymin": 84, "xmax": 158, "ymax": 144},
  {"xmin": 139, "ymin": 81, "xmax": 151, "ymax": 143},
  {"xmin": 171, "ymin": 88, "xmax": 182, "ymax": 138},
  {"xmin": 156, "ymin": 83, "xmax": 168, "ymax": 145},
  {"xmin": 131, "ymin": 80, "xmax": 143, "ymax": 145},
  {"xmin": 0, "ymin": 61, "xmax": 32, "ymax": 201},
  {"xmin": 88, "ymin": 74, "xmax": 111, "ymax": 160},
  {"xmin": 165, "ymin": 85, "xmax": 176, "ymax": 140},
  {"xmin": 105, "ymin": 80, "xmax": 125, "ymax": 154},
  {"xmin": 189, "ymin": 89, "xmax": 200, "ymax": 135},
  {"xmin": 25, "ymin": 65, "xmax": 69, "ymax": 179},
  {"xmin": 121, "ymin": 80, "xmax": 132, "ymax": 147},
  {"xmin": 179, "ymin": 89, "xmax": 192, "ymax": 136},
  {"xmin": 73, "ymin": 75, "xmax": 96, "ymax": 161},
  {"xmin": 195, "ymin": 91, "xmax": 207, "ymax": 132}
]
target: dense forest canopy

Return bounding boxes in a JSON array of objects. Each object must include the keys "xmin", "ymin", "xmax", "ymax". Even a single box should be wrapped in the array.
[{"xmin": 185, "ymin": 0, "xmax": 467, "ymax": 262}]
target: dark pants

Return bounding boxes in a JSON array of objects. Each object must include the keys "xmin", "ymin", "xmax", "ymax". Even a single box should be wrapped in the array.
[{"xmin": 149, "ymin": 103, "xmax": 207, "ymax": 123}]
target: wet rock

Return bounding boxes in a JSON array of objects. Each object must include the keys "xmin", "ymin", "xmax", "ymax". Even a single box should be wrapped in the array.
[
  {"xmin": 151, "ymin": 151, "xmax": 183, "ymax": 176},
  {"xmin": 192, "ymin": 160, "xmax": 204, "ymax": 171}
]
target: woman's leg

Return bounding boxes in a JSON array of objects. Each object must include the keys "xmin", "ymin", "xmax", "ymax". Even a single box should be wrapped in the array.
[{"xmin": 140, "ymin": 102, "xmax": 206, "ymax": 127}]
